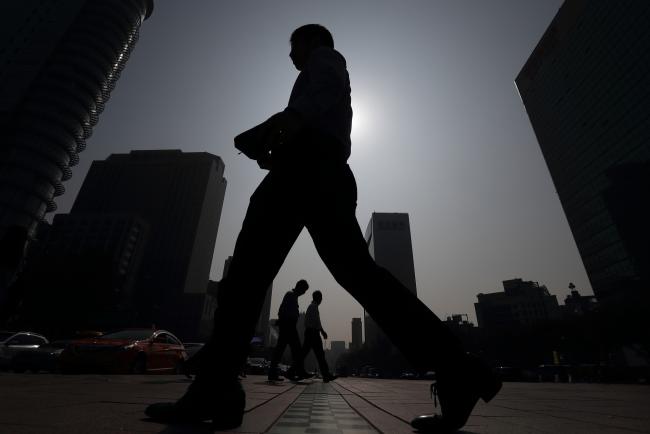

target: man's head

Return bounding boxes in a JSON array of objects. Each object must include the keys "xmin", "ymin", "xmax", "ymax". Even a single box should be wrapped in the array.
[
  {"xmin": 289, "ymin": 24, "xmax": 334, "ymax": 71},
  {"xmin": 312, "ymin": 290, "xmax": 323, "ymax": 305},
  {"xmin": 294, "ymin": 279, "xmax": 309, "ymax": 296}
]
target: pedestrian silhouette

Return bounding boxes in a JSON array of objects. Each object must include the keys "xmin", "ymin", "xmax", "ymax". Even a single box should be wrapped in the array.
[
  {"xmin": 146, "ymin": 23, "xmax": 501, "ymax": 432},
  {"xmin": 301, "ymin": 290, "xmax": 336, "ymax": 382},
  {"xmin": 267, "ymin": 279, "xmax": 312, "ymax": 382}
]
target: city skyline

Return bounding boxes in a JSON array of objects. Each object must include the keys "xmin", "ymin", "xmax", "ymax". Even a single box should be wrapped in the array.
[{"xmin": 46, "ymin": 0, "xmax": 591, "ymax": 344}]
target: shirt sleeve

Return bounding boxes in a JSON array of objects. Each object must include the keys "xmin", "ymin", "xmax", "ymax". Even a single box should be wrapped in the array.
[
  {"xmin": 287, "ymin": 48, "xmax": 348, "ymax": 123},
  {"xmin": 305, "ymin": 303, "xmax": 322, "ymax": 330}
]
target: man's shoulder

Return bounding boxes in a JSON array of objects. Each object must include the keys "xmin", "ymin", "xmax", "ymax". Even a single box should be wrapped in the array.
[
  {"xmin": 282, "ymin": 291, "xmax": 297, "ymax": 302},
  {"xmin": 310, "ymin": 47, "xmax": 347, "ymax": 67}
]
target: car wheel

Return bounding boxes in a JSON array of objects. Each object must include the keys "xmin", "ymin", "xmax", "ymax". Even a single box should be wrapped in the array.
[{"xmin": 131, "ymin": 354, "xmax": 147, "ymax": 374}]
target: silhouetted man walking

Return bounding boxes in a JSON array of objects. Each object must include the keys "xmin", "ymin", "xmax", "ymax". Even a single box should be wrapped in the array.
[
  {"xmin": 302, "ymin": 290, "xmax": 336, "ymax": 382},
  {"xmin": 146, "ymin": 24, "xmax": 501, "ymax": 433},
  {"xmin": 267, "ymin": 279, "xmax": 311, "ymax": 381}
]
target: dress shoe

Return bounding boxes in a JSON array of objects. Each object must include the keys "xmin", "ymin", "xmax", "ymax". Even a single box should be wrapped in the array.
[
  {"xmin": 267, "ymin": 373, "xmax": 284, "ymax": 382},
  {"xmin": 411, "ymin": 354, "xmax": 501, "ymax": 433},
  {"xmin": 292, "ymin": 370, "xmax": 314, "ymax": 381},
  {"xmin": 145, "ymin": 381, "xmax": 245, "ymax": 429},
  {"xmin": 286, "ymin": 367, "xmax": 313, "ymax": 381}
]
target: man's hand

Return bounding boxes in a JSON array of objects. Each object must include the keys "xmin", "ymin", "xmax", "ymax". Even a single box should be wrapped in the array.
[
  {"xmin": 266, "ymin": 109, "xmax": 303, "ymax": 150},
  {"xmin": 234, "ymin": 110, "xmax": 303, "ymax": 169},
  {"xmin": 321, "ymin": 330, "xmax": 328, "ymax": 340},
  {"xmin": 234, "ymin": 118, "xmax": 274, "ymax": 161},
  {"xmin": 257, "ymin": 153, "xmax": 272, "ymax": 170}
]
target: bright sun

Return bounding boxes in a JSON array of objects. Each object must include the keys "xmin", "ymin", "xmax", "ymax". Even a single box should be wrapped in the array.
[{"xmin": 351, "ymin": 100, "xmax": 370, "ymax": 142}]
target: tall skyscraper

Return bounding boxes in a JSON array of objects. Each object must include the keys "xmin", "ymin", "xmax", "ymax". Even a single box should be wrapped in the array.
[
  {"xmin": 515, "ymin": 0, "xmax": 650, "ymax": 300},
  {"xmin": 54, "ymin": 150, "xmax": 226, "ymax": 338},
  {"xmin": 364, "ymin": 212, "xmax": 417, "ymax": 348},
  {"xmin": 0, "ymin": 0, "xmax": 153, "ymax": 242},
  {"xmin": 350, "ymin": 317, "xmax": 362, "ymax": 351}
]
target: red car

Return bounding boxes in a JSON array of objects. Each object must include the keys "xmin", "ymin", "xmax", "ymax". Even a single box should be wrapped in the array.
[{"xmin": 59, "ymin": 329, "xmax": 187, "ymax": 374}]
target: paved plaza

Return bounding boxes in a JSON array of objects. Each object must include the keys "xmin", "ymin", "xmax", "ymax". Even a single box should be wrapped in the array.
[{"xmin": 0, "ymin": 373, "xmax": 648, "ymax": 433}]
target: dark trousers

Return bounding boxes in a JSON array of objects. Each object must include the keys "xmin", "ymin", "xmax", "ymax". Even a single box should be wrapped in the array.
[
  {"xmin": 269, "ymin": 321, "xmax": 302, "ymax": 372},
  {"xmin": 302, "ymin": 328, "xmax": 330, "ymax": 377},
  {"xmin": 196, "ymin": 158, "xmax": 463, "ymax": 385}
]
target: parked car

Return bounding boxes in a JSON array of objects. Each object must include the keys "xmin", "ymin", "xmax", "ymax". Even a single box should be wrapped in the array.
[
  {"xmin": 59, "ymin": 329, "xmax": 187, "ymax": 374},
  {"xmin": 399, "ymin": 370, "xmax": 418, "ymax": 380},
  {"xmin": 0, "ymin": 331, "xmax": 49, "ymax": 369},
  {"xmin": 11, "ymin": 340, "xmax": 69, "ymax": 373},
  {"xmin": 421, "ymin": 371, "xmax": 436, "ymax": 380},
  {"xmin": 359, "ymin": 365, "xmax": 381, "ymax": 378}
]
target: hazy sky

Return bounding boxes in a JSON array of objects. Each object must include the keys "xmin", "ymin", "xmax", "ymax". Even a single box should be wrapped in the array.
[{"xmin": 55, "ymin": 0, "xmax": 592, "ymax": 346}]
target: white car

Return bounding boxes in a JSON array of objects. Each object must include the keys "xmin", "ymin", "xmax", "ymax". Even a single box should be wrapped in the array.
[{"xmin": 0, "ymin": 331, "xmax": 49, "ymax": 369}]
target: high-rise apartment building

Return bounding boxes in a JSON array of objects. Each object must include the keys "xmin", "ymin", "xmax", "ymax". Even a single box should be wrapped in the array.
[
  {"xmin": 0, "ymin": 0, "xmax": 153, "ymax": 241},
  {"xmin": 515, "ymin": 0, "xmax": 650, "ymax": 300},
  {"xmin": 364, "ymin": 212, "xmax": 417, "ymax": 348}
]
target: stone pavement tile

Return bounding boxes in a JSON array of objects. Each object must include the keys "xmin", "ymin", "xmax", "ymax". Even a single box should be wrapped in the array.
[
  {"xmin": 267, "ymin": 382, "xmax": 377, "ymax": 434},
  {"xmin": 334, "ymin": 378, "xmax": 650, "ymax": 434},
  {"xmin": 333, "ymin": 379, "xmax": 430, "ymax": 426},
  {"xmin": 3, "ymin": 374, "xmax": 650, "ymax": 433},
  {"xmin": 0, "ymin": 374, "xmax": 302, "ymax": 434},
  {"xmin": 465, "ymin": 415, "xmax": 650, "ymax": 434},
  {"xmin": 336, "ymin": 393, "xmax": 413, "ymax": 434},
  {"xmin": 233, "ymin": 382, "xmax": 306, "ymax": 433}
]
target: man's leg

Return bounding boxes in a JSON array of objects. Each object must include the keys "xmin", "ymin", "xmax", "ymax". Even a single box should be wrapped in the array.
[
  {"xmin": 307, "ymin": 329, "xmax": 331, "ymax": 378},
  {"xmin": 305, "ymin": 165, "xmax": 500, "ymax": 432},
  {"xmin": 146, "ymin": 173, "xmax": 304, "ymax": 425},
  {"xmin": 296, "ymin": 328, "xmax": 314, "ymax": 375},
  {"xmin": 305, "ymin": 166, "xmax": 464, "ymax": 372},
  {"xmin": 196, "ymin": 174, "xmax": 304, "ymax": 383},
  {"xmin": 286, "ymin": 325, "xmax": 309, "ymax": 378},
  {"xmin": 269, "ymin": 325, "xmax": 289, "ymax": 380}
]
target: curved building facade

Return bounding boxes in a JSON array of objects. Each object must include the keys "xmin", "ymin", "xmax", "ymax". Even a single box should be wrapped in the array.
[{"xmin": 0, "ymin": 0, "xmax": 153, "ymax": 240}]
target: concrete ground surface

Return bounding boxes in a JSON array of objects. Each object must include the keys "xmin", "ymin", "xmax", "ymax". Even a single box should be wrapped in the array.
[{"xmin": 0, "ymin": 373, "xmax": 648, "ymax": 433}]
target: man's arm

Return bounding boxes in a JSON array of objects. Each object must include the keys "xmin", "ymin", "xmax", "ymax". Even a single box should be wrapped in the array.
[
  {"xmin": 314, "ymin": 307, "xmax": 327, "ymax": 340},
  {"xmin": 234, "ymin": 113, "xmax": 286, "ymax": 169}
]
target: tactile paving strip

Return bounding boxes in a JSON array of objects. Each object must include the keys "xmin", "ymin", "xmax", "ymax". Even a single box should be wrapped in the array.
[{"xmin": 267, "ymin": 382, "xmax": 378, "ymax": 434}]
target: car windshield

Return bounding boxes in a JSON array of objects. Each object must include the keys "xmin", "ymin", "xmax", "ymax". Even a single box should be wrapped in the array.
[
  {"xmin": 100, "ymin": 330, "xmax": 153, "ymax": 341},
  {"xmin": 0, "ymin": 332, "xmax": 14, "ymax": 341}
]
